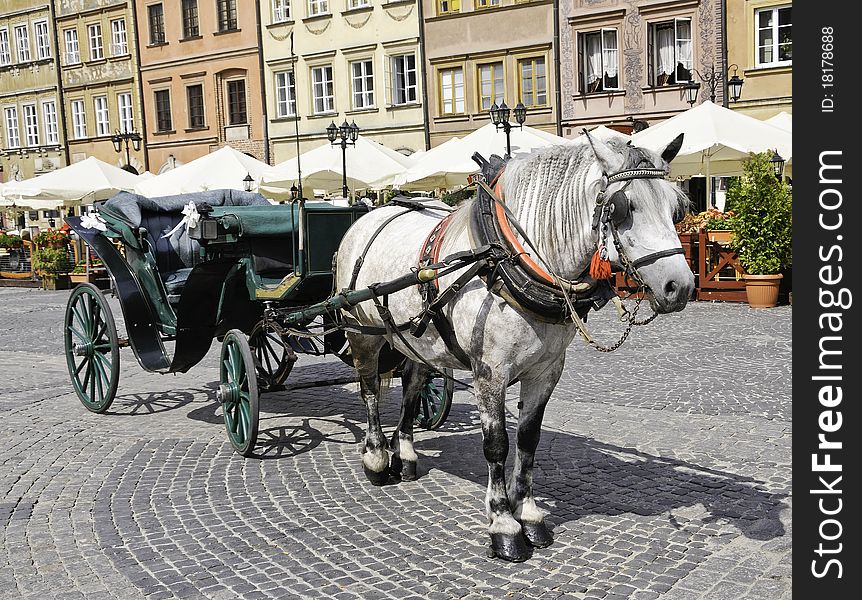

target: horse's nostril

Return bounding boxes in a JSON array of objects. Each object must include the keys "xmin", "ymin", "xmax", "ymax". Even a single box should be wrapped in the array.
[{"xmin": 665, "ymin": 280, "xmax": 678, "ymax": 297}]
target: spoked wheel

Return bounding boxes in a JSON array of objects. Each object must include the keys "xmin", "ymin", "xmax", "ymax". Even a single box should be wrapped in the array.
[
  {"xmin": 248, "ymin": 320, "xmax": 296, "ymax": 391},
  {"xmin": 219, "ymin": 329, "xmax": 259, "ymax": 457},
  {"xmin": 64, "ymin": 283, "xmax": 120, "ymax": 413},
  {"xmin": 414, "ymin": 369, "xmax": 454, "ymax": 430}
]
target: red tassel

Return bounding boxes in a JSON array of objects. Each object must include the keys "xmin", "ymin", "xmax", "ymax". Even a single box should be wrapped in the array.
[{"xmin": 590, "ymin": 249, "xmax": 612, "ymax": 280}]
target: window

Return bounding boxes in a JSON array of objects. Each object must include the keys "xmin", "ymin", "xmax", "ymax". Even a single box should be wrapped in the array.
[
  {"xmin": 0, "ymin": 29, "xmax": 10, "ymax": 66},
  {"xmin": 475, "ymin": 0, "xmax": 500, "ymax": 8},
  {"xmin": 71, "ymin": 100, "xmax": 87, "ymax": 139},
  {"xmin": 4, "ymin": 107, "xmax": 20, "ymax": 148},
  {"xmin": 154, "ymin": 90, "xmax": 172, "ymax": 131},
  {"xmin": 273, "ymin": 0, "xmax": 291, "ymax": 21},
  {"xmin": 117, "ymin": 92, "xmax": 133, "ymax": 132},
  {"xmin": 390, "ymin": 54, "xmax": 417, "ymax": 106},
  {"xmin": 218, "ymin": 0, "xmax": 238, "ymax": 32},
  {"xmin": 64, "ymin": 28, "xmax": 80, "ymax": 64},
  {"xmin": 756, "ymin": 6, "xmax": 791, "ymax": 66},
  {"xmin": 519, "ymin": 57, "xmax": 547, "ymax": 106},
  {"xmin": 649, "ymin": 18, "xmax": 692, "ymax": 86},
  {"xmin": 311, "ymin": 66, "xmax": 334, "ymax": 114},
  {"xmin": 351, "ymin": 60, "xmax": 374, "ymax": 109},
  {"xmin": 14, "ymin": 25, "xmax": 30, "ymax": 63},
  {"xmin": 439, "ymin": 67, "xmax": 464, "ymax": 114},
  {"xmin": 34, "ymin": 21, "xmax": 51, "ymax": 60},
  {"xmin": 88, "ymin": 24, "xmax": 103, "ymax": 61},
  {"xmin": 42, "ymin": 100, "xmax": 59, "ymax": 145},
  {"xmin": 22, "ymin": 104, "xmax": 39, "ymax": 146},
  {"xmin": 579, "ymin": 29, "xmax": 619, "ymax": 93},
  {"xmin": 148, "ymin": 4, "xmax": 166, "ymax": 45},
  {"xmin": 348, "ymin": 0, "xmax": 370, "ymax": 8},
  {"xmin": 274, "ymin": 71, "xmax": 296, "ymax": 117},
  {"xmin": 227, "ymin": 80, "xmax": 247, "ymax": 124},
  {"xmin": 437, "ymin": 0, "xmax": 460, "ymax": 15},
  {"xmin": 308, "ymin": 0, "xmax": 329, "ymax": 16},
  {"xmin": 182, "ymin": 0, "xmax": 200, "ymax": 38},
  {"xmin": 187, "ymin": 84, "xmax": 205, "ymax": 127},
  {"xmin": 110, "ymin": 19, "xmax": 127, "ymax": 55},
  {"xmin": 94, "ymin": 95, "xmax": 110, "ymax": 136},
  {"xmin": 477, "ymin": 62, "xmax": 504, "ymax": 111}
]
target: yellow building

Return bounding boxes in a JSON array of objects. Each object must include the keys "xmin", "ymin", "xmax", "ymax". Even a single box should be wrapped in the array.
[
  {"xmin": 726, "ymin": 0, "xmax": 791, "ymax": 119},
  {"xmin": 55, "ymin": 0, "xmax": 146, "ymax": 173},
  {"xmin": 261, "ymin": 0, "xmax": 427, "ymax": 167}
]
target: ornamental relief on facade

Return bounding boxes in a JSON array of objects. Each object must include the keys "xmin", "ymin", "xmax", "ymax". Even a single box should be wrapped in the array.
[
  {"xmin": 383, "ymin": 5, "xmax": 415, "ymax": 22},
  {"xmin": 63, "ymin": 60, "xmax": 132, "ymax": 86},
  {"xmin": 57, "ymin": 0, "xmax": 107, "ymax": 16},
  {"xmin": 622, "ymin": 0, "xmax": 643, "ymax": 112}
]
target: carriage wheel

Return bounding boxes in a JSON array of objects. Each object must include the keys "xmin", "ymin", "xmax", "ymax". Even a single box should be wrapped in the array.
[
  {"xmin": 219, "ymin": 330, "xmax": 259, "ymax": 457},
  {"xmin": 414, "ymin": 369, "xmax": 454, "ymax": 430},
  {"xmin": 64, "ymin": 283, "xmax": 120, "ymax": 414},
  {"xmin": 248, "ymin": 320, "xmax": 296, "ymax": 391}
]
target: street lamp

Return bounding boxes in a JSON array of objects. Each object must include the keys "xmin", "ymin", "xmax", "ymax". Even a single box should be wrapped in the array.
[
  {"xmin": 489, "ymin": 101, "xmax": 527, "ymax": 157},
  {"xmin": 327, "ymin": 119, "xmax": 359, "ymax": 199},
  {"xmin": 684, "ymin": 64, "xmax": 744, "ymax": 107},
  {"xmin": 243, "ymin": 173, "xmax": 255, "ymax": 192},
  {"xmin": 770, "ymin": 151, "xmax": 785, "ymax": 180},
  {"xmin": 111, "ymin": 129, "xmax": 142, "ymax": 174}
]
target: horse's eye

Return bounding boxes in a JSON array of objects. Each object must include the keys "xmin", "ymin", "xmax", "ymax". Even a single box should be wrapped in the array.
[{"xmin": 672, "ymin": 207, "xmax": 685, "ymax": 224}]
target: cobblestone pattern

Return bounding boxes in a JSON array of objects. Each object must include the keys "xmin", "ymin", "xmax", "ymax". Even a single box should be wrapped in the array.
[{"xmin": 0, "ymin": 288, "xmax": 791, "ymax": 599}]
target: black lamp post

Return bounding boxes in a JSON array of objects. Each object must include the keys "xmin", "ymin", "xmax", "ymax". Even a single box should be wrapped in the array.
[
  {"xmin": 242, "ymin": 173, "xmax": 255, "ymax": 192},
  {"xmin": 327, "ymin": 119, "xmax": 359, "ymax": 199},
  {"xmin": 111, "ymin": 129, "xmax": 142, "ymax": 174},
  {"xmin": 490, "ymin": 101, "xmax": 527, "ymax": 157},
  {"xmin": 684, "ymin": 64, "xmax": 744, "ymax": 107},
  {"xmin": 770, "ymin": 151, "xmax": 785, "ymax": 180}
]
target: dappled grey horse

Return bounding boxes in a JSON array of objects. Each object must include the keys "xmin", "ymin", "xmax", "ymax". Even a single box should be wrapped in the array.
[{"xmin": 334, "ymin": 133, "xmax": 693, "ymax": 561}]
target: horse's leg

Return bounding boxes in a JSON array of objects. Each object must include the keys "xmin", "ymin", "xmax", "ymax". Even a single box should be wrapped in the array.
[
  {"xmin": 347, "ymin": 332, "xmax": 389, "ymax": 486},
  {"xmin": 389, "ymin": 359, "xmax": 428, "ymax": 481},
  {"xmin": 476, "ymin": 373, "xmax": 530, "ymax": 562},
  {"xmin": 508, "ymin": 357, "xmax": 565, "ymax": 549}
]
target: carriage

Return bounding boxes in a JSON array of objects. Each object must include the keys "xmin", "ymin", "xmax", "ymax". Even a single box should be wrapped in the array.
[{"xmin": 64, "ymin": 189, "xmax": 454, "ymax": 456}]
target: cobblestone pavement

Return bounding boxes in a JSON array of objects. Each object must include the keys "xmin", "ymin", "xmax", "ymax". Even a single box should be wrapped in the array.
[{"xmin": 0, "ymin": 287, "xmax": 791, "ymax": 599}]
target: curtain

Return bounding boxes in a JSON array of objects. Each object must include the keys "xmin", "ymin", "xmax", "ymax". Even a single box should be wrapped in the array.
[
  {"xmin": 675, "ymin": 19, "xmax": 693, "ymax": 79},
  {"xmin": 656, "ymin": 25, "xmax": 674, "ymax": 80},
  {"xmin": 585, "ymin": 33, "xmax": 602, "ymax": 90},
  {"xmin": 602, "ymin": 29, "xmax": 618, "ymax": 88}
]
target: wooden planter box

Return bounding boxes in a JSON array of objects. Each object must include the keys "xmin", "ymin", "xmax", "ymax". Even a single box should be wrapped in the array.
[
  {"xmin": 614, "ymin": 232, "xmax": 698, "ymax": 299},
  {"xmin": 41, "ymin": 274, "xmax": 71, "ymax": 290},
  {"xmin": 696, "ymin": 229, "xmax": 747, "ymax": 302}
]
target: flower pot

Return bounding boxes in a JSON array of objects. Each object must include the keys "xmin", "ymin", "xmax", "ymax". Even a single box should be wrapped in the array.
[
  {"xmin": 41, "ymin": 274, "xmax": 71, "ymax": 291},
  {"xmin": 743, "ymin": 273, "xmax": 783, "ymax": 308},
  {"xmin": 705, "ymin": 229, "xmax": 733, "ymax": 245}
]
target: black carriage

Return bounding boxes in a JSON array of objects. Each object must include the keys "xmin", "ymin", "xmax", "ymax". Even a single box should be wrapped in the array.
[{"xmin": 64, "ymin": 190, "xmax": 453, "ymax": 456}]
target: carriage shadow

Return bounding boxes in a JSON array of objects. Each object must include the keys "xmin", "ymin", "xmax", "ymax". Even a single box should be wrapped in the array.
[{"xmin": 107, "ymin": 388, "xmax": 203, "ymax": 415}]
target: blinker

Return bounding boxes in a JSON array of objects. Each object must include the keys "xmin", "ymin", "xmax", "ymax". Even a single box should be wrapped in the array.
[{"xmin": 608, "ymin": 190, "xmax": 630, "ymax": 226}]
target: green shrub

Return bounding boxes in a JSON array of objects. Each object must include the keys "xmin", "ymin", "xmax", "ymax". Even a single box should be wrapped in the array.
[{"xmin": 33, "ymin": 247, "xmax": 70, "ymax": 274}]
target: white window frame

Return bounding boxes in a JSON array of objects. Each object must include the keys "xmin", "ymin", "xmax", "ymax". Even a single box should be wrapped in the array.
[
  {"xmin": 14, "ymin": 24, "xmax": 31, "ymax": 63},
  {"xmin": 439, "ymin": 67, "xmax": 464, "ymax": 115},
  {"xmin": 64, "ymin": 28, "xmax": 80, "ymax": 65},
  {"xmin": 579, "ymin": 28, "xmax": 620, "ymax": 93},
  {"xmin": 311, "ymin": 65, "xmax": 334, "ymax": 114},
  {"xmin": 308, "ymin": 0, "xmax": 329, "ymax": 17},
  {"xmin": 755, "ymin": 5, "xmax": 792, "ymax": 67},
  {"xmin": 351, "ymin": 59, "xmax": 375, "ymax": 110},
  {"xmin": 0, "ymin": 29, "xmax": 10, "ymax": 66},
  {"xmin": 117, "ymin": 92, "xmax": 133, "ymax": 133},
  {"xmin": 4, "ymin": 106, "xmax": 21, "ymax": 149},
  {"xmin": 42, "ymin": 100, "xmax": 59, "ymax": 145},
  {"xmin": 22, "ymin": 103, "xmax": 39, "ymax": 147},
  {"xmin": 650, "ymin": 17, "xmax": 693, "ymax": 86},
  {"xmin": 71, "ymin": 100, "xmax": 87, "ymax": 139},
  {"xmin": 348, "ymin": 0, "xmax": 371, "ymax": 8},
  {"xmin": 34, "ymin": 21, "xmax": 51, "ymax": 60},
  {"xmin": 272, "ymin": 0, "xmax": 291, "ymax": 22},
  {"xmin": 275, "ymin": 71, "xmax": 296, "ymax": 117},
  {"xmin": 390, "ymin": 53, "xmax": 417, "ymax": 106},
  {"xmin": 88, "ymin": 23, "xmax": 103, "ymax": 61},
  {"xmin": 94, "ymin": 95, "xmax": 110, "ymax": 136},
  {"xmin": 477, "ymin": 61, "xmax": 504, "ymax": 111},
  {"xmin": 110, "ymin": 19, "xmax": 128, "ymax": 56}
]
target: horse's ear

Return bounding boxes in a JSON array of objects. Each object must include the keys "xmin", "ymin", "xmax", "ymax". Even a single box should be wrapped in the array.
[
  {"xmin": 661, "ymin": 133, "xmax": 684, "ymax": 164},
  {"xmin": 584, "ymin": 131, "xmax": 619, "ymax": 173}
]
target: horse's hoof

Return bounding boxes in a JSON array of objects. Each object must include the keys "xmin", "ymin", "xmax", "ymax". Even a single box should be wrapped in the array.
[
  {"xmin": 401, "ymin": 460, "xmax": 417, "ymax": 481},
  {"xmin": 489, "ymin": 532, "xmax": 530, "ymax": 562},
  {"xmin": 363, "ymin": 464, "xmax": 389, "ymax": 486},
  {"xmin": 389, "ymin": 454, "xmax": 403, "ymax": 480},
  {"xmin": 521, "ymin": 521, "xmax": 553, "ymax": 548}
]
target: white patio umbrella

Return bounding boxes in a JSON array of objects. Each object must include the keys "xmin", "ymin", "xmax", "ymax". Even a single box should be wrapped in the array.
[
  {"xmin": 0, "ymin": 156, "xmax": 141, "ymax": 210},
  {"xmin": 135, "ymin": 146, "xmax": 281, "ymax": 199},
  {"xmin": 631, "ymin": 101, "xmax": 793, "ymax": 205},
  {"xmin": 261, "ymin": 135, "xmax": 413, "ymax": 196},
  {"xmin": 765, "ymin": 111, "xmax": 792, "ymax": 132},
  {"xmin": 573, "ymin": 125, "xmax": 631, "ymax": 144},
  {"xmin": 393, "ymin": 123, "xmax": 570, "ymax": 191}
]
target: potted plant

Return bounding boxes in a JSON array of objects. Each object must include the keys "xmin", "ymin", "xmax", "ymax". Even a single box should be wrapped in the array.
[
  {"xmin": 726, "ymin": 152, "xmax": 792, "ymax": 308},
  {"xmin": 33, "ymin": 229, "xmax": 70, "ymax": 249},
  {"xmin": 33, "ymin": 246, "xmax": 71, "ymax": 290}
]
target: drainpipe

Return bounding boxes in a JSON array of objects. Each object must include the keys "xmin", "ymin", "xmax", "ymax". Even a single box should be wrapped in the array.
[
  {"xmin": 417, "ymin": 2, "xmax": 431, "ymax": 151},
  {"xmin": 48, "ymin": 0, "xmax": 70, "ymax": 166},
  {"xmin": 130, "ymin": 0, "xmax": 150, "ymax": 171},
  {"xmin": 254, "ymin": 0, "xmax": 271, "ymax": 164},
  {"xmin": 553, "ymin": 0, "xmax": 563, "ymax": 137},
  {"xmin": 720, "ymin": 0, "xmax": 728, "ymax": 107}
]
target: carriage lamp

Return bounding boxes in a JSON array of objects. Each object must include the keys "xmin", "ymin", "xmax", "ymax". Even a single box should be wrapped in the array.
[
  {"xmin": 490, "ymin": 101, "xmax": 527, "ymax": 158},
  {"xmin": 686, "ymin": 64, "xmax": 744, "ymax": 107},
  {"xmin": 683, "ymin": 81, "xmax": 701, "ymax": 106},
  {"xmin": 770, "ymin": 151, "xmax": 785, "ymax": 180},
  {"xmin": 243, "ymin": 173, "xmax": 255, "ymax": 192},
  {"xmin": 290, "ymin": 184, "xmax": 299, "ymax": 201},
  {"xmin": 727, "ymin": 65, "xmax": 744, "ymax": 103},
  {"xmin": 111, "ymin": 128, "xmax": 142, "ymax": 174},
  {"xmin": 327, "ymin": 120, "xmax": 360, "ymax": 199}
]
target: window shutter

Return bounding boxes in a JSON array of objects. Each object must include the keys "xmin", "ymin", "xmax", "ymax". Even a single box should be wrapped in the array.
[
  {"xmin": 382, "ymin": 55, "xmax": 392, "ymax": 107},
  {"xmin": 577, "ymin": 33, "xmax": 584, "ymax": 93},
  {"xmin": 647, "ymin": 25, "xmax": 654, "ymax": 86}
]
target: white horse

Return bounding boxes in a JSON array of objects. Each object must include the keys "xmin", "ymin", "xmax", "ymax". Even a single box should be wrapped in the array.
[{"xmin": 334, "ymin": 133, "xmax": 693, "ymax": 561}]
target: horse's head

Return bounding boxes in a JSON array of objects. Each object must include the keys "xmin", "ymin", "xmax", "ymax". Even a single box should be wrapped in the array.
[{"xmin": 587, "ymin": 133, "xmax": 694, "ymax": 314}]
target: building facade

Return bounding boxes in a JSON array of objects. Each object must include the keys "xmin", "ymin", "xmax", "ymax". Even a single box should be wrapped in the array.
[
  {"xmin": 560, "ymin": 0, "xmax": 723, "ymax": 136},
  {"xmin": 421, "ymin": 0, "xmax": 559, "ymax": 147},
  {"xmin": 726, "ymin": 0, "xmax": 790, "ymax": 119},
  {"xmin": 135, "ymin": 0, "xmax": 267, "ymax": 173},
  {"xmin": 55, "ymin": 0, "xmax": 146, "ymax": 173},
  {"xmin": 261, "ymin": 0, "xmax": 427, "ymax": 164},
  {"xmin": 0, "ymin": 1, "xmax": 66, "ymax": 183}
]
